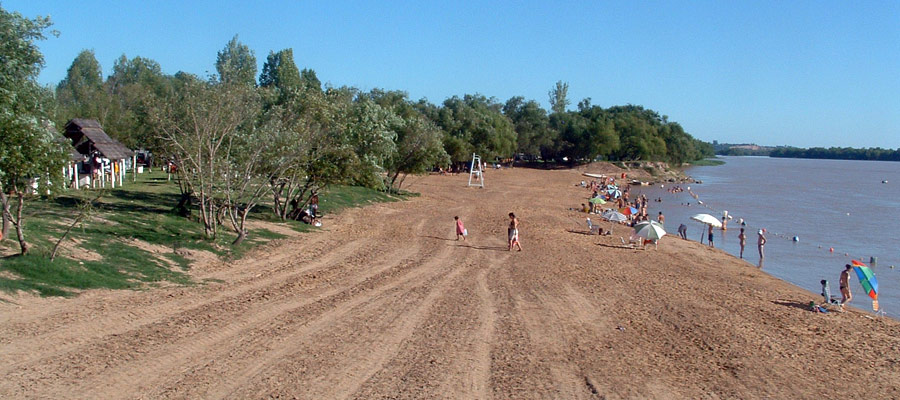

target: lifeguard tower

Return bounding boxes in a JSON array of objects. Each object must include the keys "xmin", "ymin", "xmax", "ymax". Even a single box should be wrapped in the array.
[{"xmin": 467, "ymin": 153, "xmax": 484, "ymax": 188}]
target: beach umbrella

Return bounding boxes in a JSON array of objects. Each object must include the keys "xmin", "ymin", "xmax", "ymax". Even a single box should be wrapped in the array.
[
  {"xmin": 619, "ymin": 206, "xmax": 636, "ymax": 216},
  {"xmin": 634, "ymin": 221, "xmax": 666, "ymax": 240},
  {"xmin": 602, "ymin": 210, "xmax": 628, "ymax": 222},
  {"xmin": 691, "ymin": 213, "xmax": 722, "ymax": 227},
  {"xmin": 607, "ymin": 189, "xmax": 622, "ymax": 199},
  {"xmin": 602, "ymin": 210, "xmax": 628, "ymax": 234},
  {"xmin": 851, "ymin": 260, "xmax": 879, "ymax": 310},
  {"xmin": 691, "ymin": 213, "xmax": 722, "ymax": 243},
  {"xmin": 589, "ymin": 197, "xmax": 606, "ymax": 205}
]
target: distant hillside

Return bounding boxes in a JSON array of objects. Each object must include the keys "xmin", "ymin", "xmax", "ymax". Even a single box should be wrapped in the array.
[{"xmin": 712, "ymin": 142, "xmax": 776, "ymax": 156}]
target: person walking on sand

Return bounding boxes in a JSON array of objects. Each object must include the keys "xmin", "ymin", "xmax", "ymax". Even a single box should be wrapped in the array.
[
  {"xmin": 738, "ymin": 227, "xmax": 747, "ymax": 259},
  {"xmin": 707, "ymin": 224, "xmax": 715, "ymax": 248},
  {"xmin": 757, "ymin": 229, "xmax": 767, "ymax": 260},
  {"xmin": 454, "ymin": 216, "xmax": 467, "ymax": 241},
  {"xmin": 839, "ymin": 264, "xmax": 852, "ymax": 311},
  {"xmin": 508, "ymin": 212, "xmax": 522, "ymax": 251}
]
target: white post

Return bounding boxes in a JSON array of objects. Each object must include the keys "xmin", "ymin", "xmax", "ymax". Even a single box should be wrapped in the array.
[
  {"xmin": 74, "ymin": 164, "xmax": 79, "ymax": 190},
  {"xmin": 132, "ymin": 155, "xmax": 137, "ymax": 183}
]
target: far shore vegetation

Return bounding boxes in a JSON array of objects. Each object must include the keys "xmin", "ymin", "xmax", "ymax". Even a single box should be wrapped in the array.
[
  {"xmin": 715, "ymin": 142, "xmax": 900, "ymax": 162},
  {"xmin": 1, "ymin": 6, "xmax": 714, "ymax": 296}
]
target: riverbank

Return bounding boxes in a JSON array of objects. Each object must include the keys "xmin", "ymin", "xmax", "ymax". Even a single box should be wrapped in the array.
[{"xmin": 1, "ymin": 166, "xmax": 898, "ymax": 398}]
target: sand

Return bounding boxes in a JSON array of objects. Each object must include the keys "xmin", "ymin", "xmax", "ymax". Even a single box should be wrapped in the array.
[{"xmin": 1, "ymin": 166, "xmax": 898, "ymax": 399}]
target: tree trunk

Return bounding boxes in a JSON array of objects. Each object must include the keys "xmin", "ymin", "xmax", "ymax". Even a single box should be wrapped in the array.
[
  {"xmin": 13, "ymin": 192, "xmax": 29, "ymax": 255},
  {"xmin": 0, "ymin": 189, "xmax": 10, "ymax": 242}
]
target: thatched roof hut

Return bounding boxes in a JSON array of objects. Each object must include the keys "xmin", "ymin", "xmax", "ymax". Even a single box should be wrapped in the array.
[{"xmin": 63, "ymin": 118, "xmax": 134, "ymax": 160}]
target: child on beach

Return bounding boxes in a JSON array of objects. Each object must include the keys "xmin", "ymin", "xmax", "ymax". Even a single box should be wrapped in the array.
[
  {"xmin": 508, "ymin": 212, "xmax": 522, "ymax": 251},
  {"xmin": 454, "ymin": 216, "xmax": 467, "ymax": 241},
  {"xmin": 738, "ymin": 228, "xmax": 746, "ymax": 259},
  {"xmin": 707, "ymin": 224, "xmax": 715, "ymax": 248}
]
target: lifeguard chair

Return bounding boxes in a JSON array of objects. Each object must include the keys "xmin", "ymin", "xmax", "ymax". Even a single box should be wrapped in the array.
[{"xmin": 467, "ymin": 153, "xmax": 484, "ymax": 188}]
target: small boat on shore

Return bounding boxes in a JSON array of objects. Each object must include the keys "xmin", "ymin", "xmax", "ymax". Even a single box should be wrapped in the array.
[{"xmin": 630, "ymin": 180, "xmax": 650, "ymax": 186}]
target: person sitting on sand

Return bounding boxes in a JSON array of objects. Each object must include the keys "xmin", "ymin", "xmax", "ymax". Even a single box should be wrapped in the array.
[
  {"xmin": 508, "ymin": 212, "xmax": 522, "ymax": 251},
  {"xmin": 454, "ymin": 216, "xmax": 467, "ymax": 241},
  {"xmin": 581, "ymin": 203, "xmax": 590, "ymax": 213},
  {"xmin": 839, "ymin": 264, "xmax": 852, "ymax": 311}
]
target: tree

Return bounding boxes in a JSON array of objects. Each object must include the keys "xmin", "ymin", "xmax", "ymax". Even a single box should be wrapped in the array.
[
  {"xmin": 216, "ymin": 35, "xmax": 257, "ymax": 86},
  {"xmin": 56, "ymin": 49, "xmax": 105, "ymax": 121},
  {"xmin": 0, "ymin": 7, "xmax": 68, "ymax": 254},
  {"xmin": 367, "ymin": 90, "xmax": 449, "ymax": 191},
  {"xmin": 430, "ymin": 94, "xmax": 516, "ymax": 163},
  {"xmin": 503, "ymin": 96, "xmax": 552, "ymax": 158},
  {"xmin": 147, "ymin": 78, "xmax": 260, "ymax": 239},
  {"xmin": 300, "ymin": 68, "xmax": 322, "ymax": 92},
  {"xmin": 259, "ymin": 48, "xmax": 302, "ymax": 95},
  {"xmin": 548, "ymin": 80, "xmax": 570, "ymax": 114}
]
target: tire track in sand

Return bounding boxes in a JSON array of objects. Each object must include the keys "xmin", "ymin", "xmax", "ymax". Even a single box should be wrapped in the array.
[
  {"xmin": 0, "ymin": 237, "xmax": 368, "ymax": 379},
  {"xmin": 207, "ymin": 245, "xmax": 464, "ymax": 399}
]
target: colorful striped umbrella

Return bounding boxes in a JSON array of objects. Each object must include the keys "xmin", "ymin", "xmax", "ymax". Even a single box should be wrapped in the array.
[{"xmin": 851, "ymin": 260, "xmax": 879, "ymax": 310}]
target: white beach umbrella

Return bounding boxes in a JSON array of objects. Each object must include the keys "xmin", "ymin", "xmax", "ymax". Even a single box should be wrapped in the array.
[
  {"xmin": 691, "ymin": 213, "xmax": 722, "ymax": 227},
  {"xmin": 691, "ymin": 213, "xmax": 722, "ymax": 243},
  {"xmin": 602, "ymin": 210, "xmax": 628, "ymax": 222},
  {"xmin": 602, "ymin": 210, "xmax": 628, "ymax": 234},
  {"xmin": 634, "ymin": 221, "xmax": 666, "ymax": 240}
]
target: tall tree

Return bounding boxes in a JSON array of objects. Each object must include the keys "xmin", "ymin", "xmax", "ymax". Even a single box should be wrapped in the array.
[
  {"xmin": 259, "ymin": 48, "xmax": 301, "ymax": 92},
  {"xmin": 300, "ymin": 68, "xmax": 322, "ymax": 92},
  {"xmin": 548, "ymin": 80, "xmax": 570, "ymax": 114},
  {"xmin": 0, "ymin": 6, "xmax": 68, "ymax": 253},
  {"xmin": 56, "ymin": 49, "xmax": 105, "ymax": 121},
  {"xmin": 216, "ymin": 35, "xmax": 257, "ymax": 86}
]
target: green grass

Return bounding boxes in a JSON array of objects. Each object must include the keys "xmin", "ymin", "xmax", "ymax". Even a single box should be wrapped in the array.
[
  {"xmin": 0, "ymin": 171, "xmax": 406, "ymax": 297},
  {"xmin": 689, "ymin": 158, "xmax": 726, "ymax": 166}
]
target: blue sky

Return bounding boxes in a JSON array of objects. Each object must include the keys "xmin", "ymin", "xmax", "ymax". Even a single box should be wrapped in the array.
[{"xmin": 6, "ymin": 1, "xmax": 899, "ymax": 148}]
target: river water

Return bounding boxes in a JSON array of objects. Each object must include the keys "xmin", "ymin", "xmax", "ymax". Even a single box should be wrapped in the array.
[{"xmin": 633, "ymin": 156, "xmax": 900, "ymax": 316}]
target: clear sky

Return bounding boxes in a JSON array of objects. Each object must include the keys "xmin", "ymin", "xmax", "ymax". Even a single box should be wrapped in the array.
[{"xmin": 6, "ymin": 1, "xmax": 900, "ymax": 148}]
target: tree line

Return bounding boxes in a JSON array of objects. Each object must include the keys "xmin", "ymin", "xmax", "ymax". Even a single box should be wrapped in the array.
[
  {"xmin": 1, "ymin": 7, "xmax": 712, "ymax": 253},
  {"xmin": 770, "ymin": 147, "xmax": 900, "ymax": 162}
]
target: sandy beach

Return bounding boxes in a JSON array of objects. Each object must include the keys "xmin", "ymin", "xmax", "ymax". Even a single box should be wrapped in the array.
[{"xmin": 2, "ymin": 166, "xmax": 899, "ymax": 399}]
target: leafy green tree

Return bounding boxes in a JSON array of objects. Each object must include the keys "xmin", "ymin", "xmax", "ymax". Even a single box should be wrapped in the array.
[
  {"xmin": 431, "ymin": 94, "xmax": 516, "ymax": 162},
  {"xmin": 0, "ymin": 7, "xmax": 68, "ymax": 254},
  {"xmin": 216, "ymin": 35, "xmax": 257, "ymax": 86},
  {"xmin": 146, "ymin": 78, "xmax": 260, "ymax": 239},
  {"xmin": 365, "ymin": 90, "xmax": 449, "ymax": 191},
  {"xmin": 548, "ymin": 80, "xmax": 570, "ymax": 114},
  {"xmin": 300, "ymin": 68, "xmax": 322, "ymax": 92},
  {"xmin": 102, "ymin": 54, "xmax": 171, "ymax": 153},
  {"xmin": 259, "ymin": 48, "xmax": 302, "ymax": 97},
  {"xmin": 502, "ymin": 96, "xmax": 553, "ymax": 158},
  {"xmin": 55, "ymin": 49, "xmax": 105, "ymax": 121}
]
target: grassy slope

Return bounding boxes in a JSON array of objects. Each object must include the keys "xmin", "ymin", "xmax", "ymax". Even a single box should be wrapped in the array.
[{"xmin": 0, "ymin": 171, "xmax": 406, "ymax": 297}]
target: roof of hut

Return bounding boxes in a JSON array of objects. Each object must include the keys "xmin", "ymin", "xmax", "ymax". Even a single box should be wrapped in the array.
[{"xmin": 64, "ymin": 119, "xmax": 134, "ymax": 160}]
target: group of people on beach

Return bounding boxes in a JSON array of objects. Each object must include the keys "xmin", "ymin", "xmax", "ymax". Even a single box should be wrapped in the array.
[{"xmin": 453, "ymin": 212, "xmax": 522, "ymax": 251}]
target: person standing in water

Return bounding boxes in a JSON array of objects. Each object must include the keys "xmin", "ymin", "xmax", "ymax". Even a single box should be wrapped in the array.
[
  {"xmin": 757, "ymin": 229, "xmax": 767, "ymax": 260},
  {"xmin": 508, "ymin": 212, "xmax": 522, "ymax": 251},
  {"xmin": 707, "ymin": 224, "xmax": 715, "ymax": 248},
  {"xmin": 454, "ymin": 216, "xmax": 467, "ymax": 241},
  {"xmin": 738, "ymin": 227, "xmax": 747, "ymax": 259}
]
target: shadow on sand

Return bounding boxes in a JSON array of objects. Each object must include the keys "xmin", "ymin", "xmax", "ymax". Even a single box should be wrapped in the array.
[
  {"xmin": 453, "ymin": 244, "xmax": 509, "ymax": 252},
  {"xmin": 772, "ymin": 299, "xmax": 814, "ymax": 311}
]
